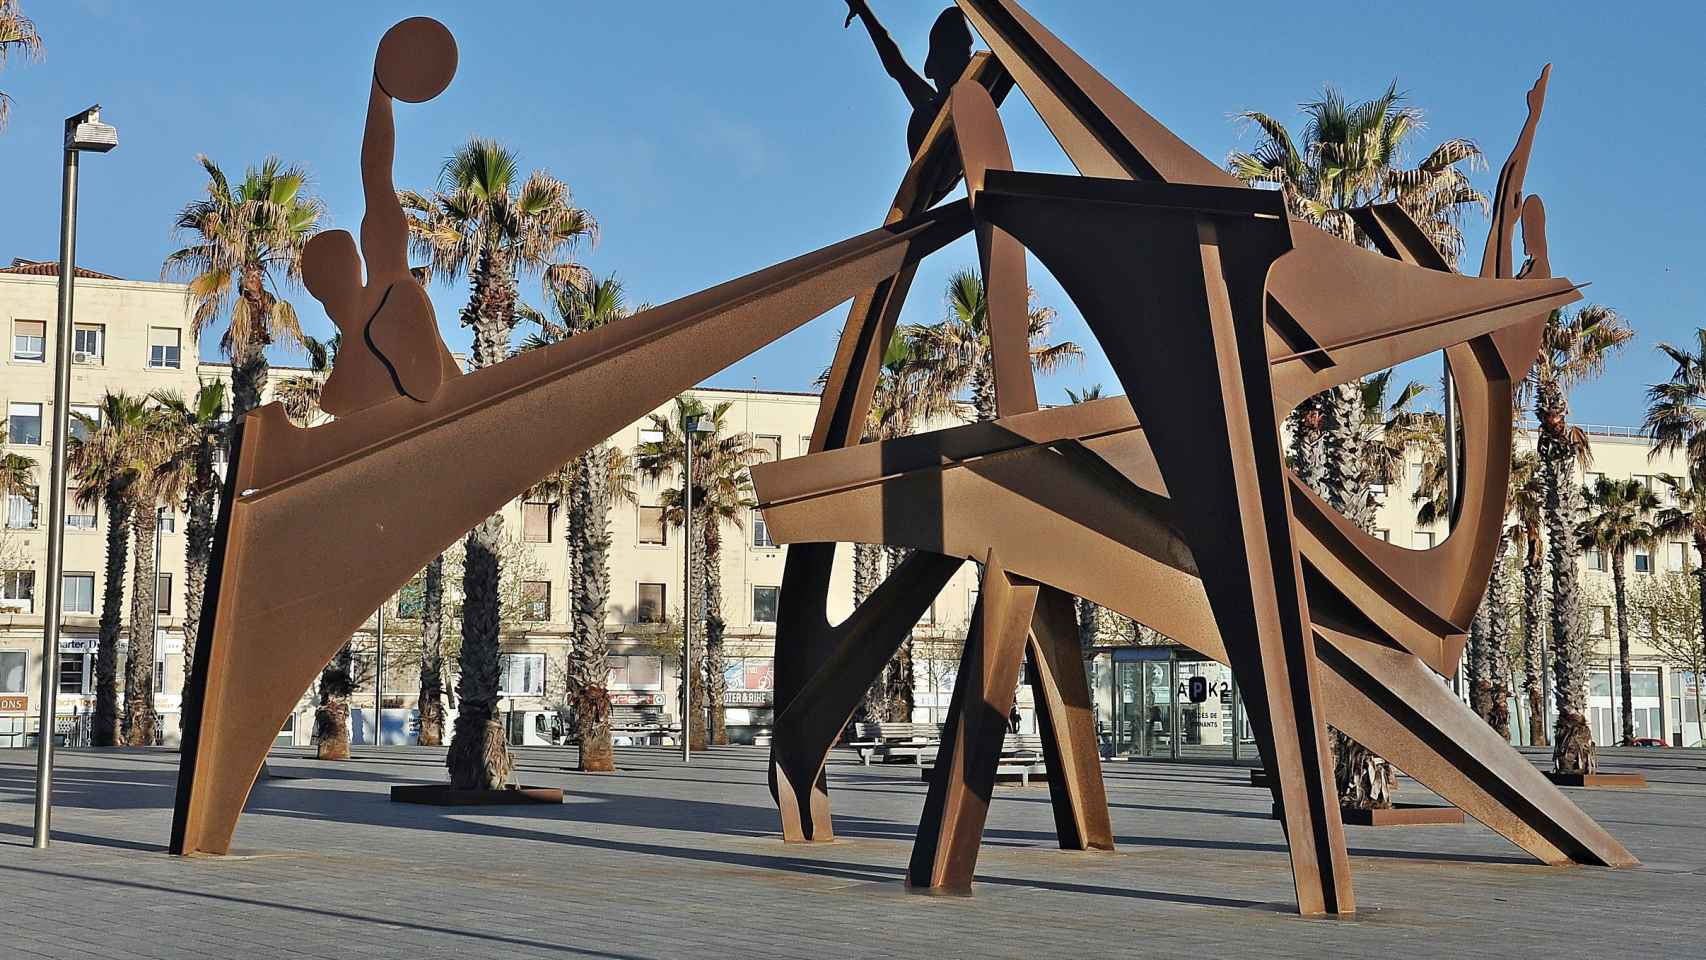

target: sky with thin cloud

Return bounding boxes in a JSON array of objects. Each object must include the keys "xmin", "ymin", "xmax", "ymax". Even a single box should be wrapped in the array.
[{"xmin": 0, "ymin": 1, "xmax": 1700, "ymax": 424}]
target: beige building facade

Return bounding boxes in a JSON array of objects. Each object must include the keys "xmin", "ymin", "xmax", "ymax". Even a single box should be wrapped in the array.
[{"xmin": 3, "ymin": 266, "xmax": 1699, "ymax": 751}]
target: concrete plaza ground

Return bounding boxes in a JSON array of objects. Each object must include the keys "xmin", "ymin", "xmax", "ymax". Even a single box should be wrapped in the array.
[{"xmin": 0, "ymin": 744, "xmax": 1700, "ymax": 959}]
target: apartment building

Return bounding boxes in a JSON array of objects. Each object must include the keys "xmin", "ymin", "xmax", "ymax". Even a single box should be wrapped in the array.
[{"xmin": 3, "ymin": 262, "xmax": 1698, "ymax": 752}]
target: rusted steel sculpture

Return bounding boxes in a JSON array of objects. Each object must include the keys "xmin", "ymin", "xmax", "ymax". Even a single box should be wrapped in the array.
[{"xmin": 171, "ymin": 1, "xmax": 1634, "ymax": 918}]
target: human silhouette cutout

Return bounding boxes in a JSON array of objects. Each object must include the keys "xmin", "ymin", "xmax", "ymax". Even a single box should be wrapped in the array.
[
  {"xmin": 843, "ymin": 2, "xmax": 973, "ymax": 158},
  {"xmin": 302, "ymin": 17, "xmax": 461, "ymax": 418}
]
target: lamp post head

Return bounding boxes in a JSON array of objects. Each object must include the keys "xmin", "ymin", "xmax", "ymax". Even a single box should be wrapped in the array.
[
  {"xmin": 685, "ymin": 414, "xmax": 715, "ymax": 435},
  {"xmin": 64, "ymin": 105, "xmax": 118, "ymax": 153}
]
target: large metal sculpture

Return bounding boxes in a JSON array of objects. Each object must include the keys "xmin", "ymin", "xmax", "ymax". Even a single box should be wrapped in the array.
[{"xmin": 171, "ymin": 0, "xmax": 1635, "ymax": 918}]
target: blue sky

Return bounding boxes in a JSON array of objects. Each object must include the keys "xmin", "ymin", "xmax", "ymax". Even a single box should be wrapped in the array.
[{"xmin": 1, "ymin": 1, "xmax": 1701, "ymax": 425}]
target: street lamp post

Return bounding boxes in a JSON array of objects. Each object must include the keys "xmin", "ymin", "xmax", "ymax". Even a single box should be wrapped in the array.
[
  {"xmin": 34, "ymin": 105, "xmax": 118, "ymax": 849},
  {"xmin": 374, "ymin": 603, "xmax": 385, "ymax": 748},
  {"xmin": 681, "ymin": 412, "xmax": 714, "ymax": 763}
]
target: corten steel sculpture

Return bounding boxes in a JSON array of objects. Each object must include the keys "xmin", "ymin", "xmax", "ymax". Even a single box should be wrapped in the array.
[{"xmin": 170, "ymin": 1, "xmax": 1635, "ymax": 918}]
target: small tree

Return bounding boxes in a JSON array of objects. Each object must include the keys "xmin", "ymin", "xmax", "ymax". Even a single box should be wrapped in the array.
[{"xmin": 1628, "ymin": 571, "xmax": 1704, "ymax": 744}]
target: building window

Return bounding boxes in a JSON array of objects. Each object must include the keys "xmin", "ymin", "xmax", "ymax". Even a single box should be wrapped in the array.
[
  {"xmin": 1670, "ymin": 542, "xmax": 1692, "ymax": 571},
  {"xmin": 752, "ymin": 585, "xmax": 780, "ymax": 624},
  {"xmin": 5, "ymin": 486, "xmax": 37, "ymax": 530},
  {"xmin": 69, "ymin": 403, "xmax": 101, "ymax": 443},
  {"xmin": 62, "ymin": 573, "xmax": 94, "ymax": 614},
  {"xmin": 157, "ymin": 507, "xmax": 176, "ymax": 534},
  {"xmin": 799, "ymin": 436, "xmax": 813, "ymax": 456},
  {"xmin": 8, "ymin": 402, "xmax": 42, "ymax": 445},
  {"xmin": 1411, "ymin": 530, "xmax": 1436, "ymax": 550},
  {"xmin": 1, "ymin": 570, "xmax": 35, "ymax": 614},
  {"xmin": 0, "ymin": 650, "xmax": 25, "ymax": 693},
  {"xmin": 157, "ymin": 573, "xmax": 172, "ymax": 615},
  {"xmin": 148, "ymin": 327, "xmax": 182, "ymax": 369},
  {"xmin": 1586, "ymin": 547, "xmax": 1606, "ymax": 572},
  {"xmin": 752, "ymin": 508, "xmax": 775, "ymax": 549},
  {"xmin": 636, "ymin": 582, "xmax": 666, "ymax": 624},
  {"xmin": 638, "ymin": 505, "xmax": 667, "ymax": 546},
  {"xmin": 1375, "ymin": 528, "xmax": 1391, "ymax": 542},
  {"xmin": 498, "ymin": 652, "xmax": 545, "ymax": 696},
  {"xmin": 156, "ymin": 653, "xmax": 168, "ymax": 694},
  {"xmin": 754, "ymin": 434, "xmax": 782, "ymax": 463},
  {"xmin": 608, "ymin": 655, "xmax": 662, "ymax": 689},
  {"xmin": 73, "ymin": 323, "xmax": 103, "ymax": 364},
  {"xmin": 12, "ymin": 319, "xmax": 45, "ymax": 362},
  {"xmin": 66, "ymin": 489, "xmax": 96, "ymax": 530},
  {"xmin": 397, "ymin": 578, "xmax": 424, "ymax": 619},
  {"xmin": 1634, "ymin": 549, "xmax": 1652, "ymax": 575},
  {"xmin": 59, "ymin": 652, "xmax": 88, "ymax": 695},
  {"xmin": 521, "ymin": 501, "xmax": 552, "ymax": 543},
  {"xmin": 521, "ymin": 580, "xmax": 550, "ymax": 621}
]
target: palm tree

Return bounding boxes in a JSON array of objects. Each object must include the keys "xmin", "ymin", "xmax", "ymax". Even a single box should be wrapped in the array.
[
  {"xmin": 415, "ymin": 556, "xmax": 448, "ymax": 746},
  {"xmin": 163, "ymin": 156, "xmax": 325, "ymax": 422},
  {"xmin": 0, "ymin": 451, "xmax": 30, "ymax": 500},
  {"xmin": 905, "ymin": 269, "xmax": 1082, "ymax": 423},
  {"xmin": 1520, "ymin": 305, "xmax": 1633, "ymax": 773},
  {"xmin": 523, "ymin": 275, "xmax": 636, "ymax": 770},
  {"xmin": 0, "ymin": 1, "xmax": 43, "ymax": 131},
  {"xmin": 1645, "ymin": 331, "xmax": 1706, "ymax": 693},
  {"xmin": 1228, "ymin": 81, "xmax": 1486, "ymax": 258},
  {"xmin": 1508, "ymin": 452, "xmax": 1549, "ymax": 746},
  {"xmin": 67, "ymin": 393, "xmax": 152, "ymax": 747},
  {"xmin": 1233, "ymin": 82, "xmax": 1486, "ymax": 803},
  {"xmin": 634, "ymin": 399, "xmax": 765, "ymax": 747},
  {"xmin": 403, "ymin": 137, "xmax": 596, "ymax": 790},
  {"xmin": 121, "ymin": 409, "xmax": 186, "ymax": 748},
  {"xmin": 150, "ymin": 382, "xmax": 227, "ymax": 722},
  {"xmin": 1579, "ymin": 477, "xmax": 1661, "ymax": 745}
]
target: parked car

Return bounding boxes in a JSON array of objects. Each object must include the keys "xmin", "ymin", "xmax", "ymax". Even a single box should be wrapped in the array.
[{"xmin": 1625, "ymin": 737, "xmax": 1666, "ymax": 748}]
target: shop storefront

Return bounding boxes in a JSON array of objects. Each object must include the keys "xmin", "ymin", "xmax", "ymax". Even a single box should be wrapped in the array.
[{"xmin": 1088, "ymin": 646, "xmax": 1254, "ymax": 762}]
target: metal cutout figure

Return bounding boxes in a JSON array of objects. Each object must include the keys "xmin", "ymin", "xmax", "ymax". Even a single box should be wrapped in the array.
[{"xmin": 171, "ymin": 1, "xmax": 1636, "ymax": 919}]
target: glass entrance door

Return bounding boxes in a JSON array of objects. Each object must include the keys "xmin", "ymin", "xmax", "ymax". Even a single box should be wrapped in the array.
[{"xmin": 1112, "ymin": 658, "xmax": 1175, "ymax": 758}]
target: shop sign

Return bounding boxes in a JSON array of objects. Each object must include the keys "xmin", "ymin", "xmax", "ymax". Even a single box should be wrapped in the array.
[
  {"xmin": 611, "ymin": 692, "xmax": 661, "ymax": 706},
  {"xmin": 0, "ymin": 694, "xmax": 27, "ymax": 711},
  {"xmin": 726, "ymin": 689, "xmax": 773, "ymax": 707}
]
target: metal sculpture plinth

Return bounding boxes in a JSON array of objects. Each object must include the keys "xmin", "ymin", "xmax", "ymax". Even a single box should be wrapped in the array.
[
  {"xmin": 171, "ymin": 0, "xmax": 1636, "ymax": 919},
  {"xmin": 390, "ymin": 785, "xmax": 565, "ymax": 806},
  {"xmin": 1544, "ymin": 772, "xmax": 1649, "ymax": 789}
]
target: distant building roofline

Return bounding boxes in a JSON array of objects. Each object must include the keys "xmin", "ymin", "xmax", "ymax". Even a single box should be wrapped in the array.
[{"xmin": 0, "ymin": 257, "xmax": 121, "ymax": 280}]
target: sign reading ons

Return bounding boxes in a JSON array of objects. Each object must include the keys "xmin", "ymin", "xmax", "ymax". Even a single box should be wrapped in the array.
[{"xmin": 0, "ymin": 695, "xmax": 28, "ymax": 712}]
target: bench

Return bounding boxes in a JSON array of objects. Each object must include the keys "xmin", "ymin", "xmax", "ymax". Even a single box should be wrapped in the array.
[
  {"xmin": 921, "ymin": 732, "xmax": 1047, "ymax": 786},
  {"xmin": 847, "ymin": 722, "xmax": 943, "ymax": 765}
]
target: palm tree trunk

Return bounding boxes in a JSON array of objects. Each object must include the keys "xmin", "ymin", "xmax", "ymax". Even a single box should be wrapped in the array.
[
  {"xmin": 314, "ymin": 642, "xmax": 354, "ymax": 760},
  {"xmin": 686, "ymin": 516, "xmax": 708, "ymax": 752},
  {"xmin": 416, "ymin": 555, "xmax": 446, "ymax": 747},
  {"xmin": 1287, "ymin": 396, "xmax": 1327, "ymax": 491},
  {"xmin": 853, "ymin": 542, "xmax": 886, "ymax": 722},
  {"xmin": 1468, "ymin": 593, "xmax": 1491, "ymax": 722},
  {"xmin": 1612, "ymin": 554, "xmax": 1633, "ymax": 745},
  {"xmin": 1521, "ymin": 543, "xmax": 1548, "ymax": 746},
  {"xmin": 1485, "ymin": 533, "xmax": 1513, "ymax": 739},
  {"xmin": 1540, "ymin": 381, "xmax": 1594, "ymax": 774},
  {"xmin": 704, "ymin": 522, "xmax": 729, "ymax": 746},
  {"xmin": 573, "ymin": 447, "xmax": 615, "ymax": 771},
  {"xmin": 882, "ymin": 544, "xmax": 915, "ymax": 720},
  {"xmin": 180, "ymin": 456, "xmax": 216, "ymax": 727},
  {"xmin": 92, "ymin": 488, "xmax": 131, "ymax": 747},
  {"xmin": 123, "ymin": 507, "xmax": 161, "ymax": 746},
  {"xmin": 447, "ymin": 515, "xmax": 514, "ymax": 788},
  {"xmin": 1696, "ymin": 538, "xmax": 1706, "ymax": 745},
  {"xmin": 231, "ymin": 264, "xmax": 274, "ymax": 421}
]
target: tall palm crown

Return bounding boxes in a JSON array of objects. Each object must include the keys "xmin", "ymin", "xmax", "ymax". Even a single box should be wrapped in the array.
[
  {"xmin": 163, "ymin": 156, "xmax": 324, "ymax": 419},
  {"xmin": 633, "ymin": 399, "xmax": 764, "ymax": 530},
  {"xmin": 1579, "ymin": 477, "xmax": 1661, "ymax": 563},
  {"xmin": 1644, "ymin": 328, "xmax": 1706, "ymax": 470},
  {"xmin": 1228, "ymin": 81, "xmax": 1486, "ymax": 258},
  {"xmin": 905, "ymin": 269, "xmax": 1083, "ymax": 423},
  {"xmin": 0, "ymin": 0, "xmax": 42, "ymax": 131},
  {"xmin": 1521, "ymin": 306, "xmax": 1635, "ymax": 425},
  {"xmin": 401, "ymin": 138, "xmax": 597, "ymax": 368}
]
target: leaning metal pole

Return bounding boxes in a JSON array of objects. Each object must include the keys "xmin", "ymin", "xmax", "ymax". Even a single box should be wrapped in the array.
[
  {"xmin": 682, "ymin": 423, "xmax": 695, "ymax": 763},
  {"xmin": 32, "ymin": 140, "xmax": 82, "ymax": 848}
]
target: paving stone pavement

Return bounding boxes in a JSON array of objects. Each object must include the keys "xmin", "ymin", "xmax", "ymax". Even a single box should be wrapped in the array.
[{"xmin": 0, "ymin": 743, "xmax": 1701, "ymax": 959}]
